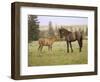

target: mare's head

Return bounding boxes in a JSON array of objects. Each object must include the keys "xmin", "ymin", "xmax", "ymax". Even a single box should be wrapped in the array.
[{"xmin": 59, "ymin": 27, "xmax": 67, "ymax": 38}]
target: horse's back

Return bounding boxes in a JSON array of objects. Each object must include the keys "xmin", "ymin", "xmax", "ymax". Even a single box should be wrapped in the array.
[
  {"xmin": 38, "ymin": 38, "xmax": 51, "ymax": 46},
  {"xmin": 65, "ymin": 31, "xmax": 82, "ymax": 41},
  {"xmin": 66, "ymin": 32, "xmax": 76, "ymax": 41}
]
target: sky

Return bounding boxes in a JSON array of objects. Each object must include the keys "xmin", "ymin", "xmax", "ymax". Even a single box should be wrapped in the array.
[{"xmin": 37, "ymin": 15, "xmax": 88, "ymax": 26}]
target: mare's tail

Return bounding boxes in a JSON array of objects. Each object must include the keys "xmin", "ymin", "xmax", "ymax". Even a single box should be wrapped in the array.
[{"xmin": 79, "ymin": 30, "xmax": 83, "ymax": 48}]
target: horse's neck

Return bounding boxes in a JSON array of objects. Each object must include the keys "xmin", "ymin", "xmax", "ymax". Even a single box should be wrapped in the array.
[
  {"xmin": 51, "ymin": 38, "xmax": 56, "ymax": 42},
  {"xmin": 65, "ymin": 30, "xmax": 71, "ymax": 35}
]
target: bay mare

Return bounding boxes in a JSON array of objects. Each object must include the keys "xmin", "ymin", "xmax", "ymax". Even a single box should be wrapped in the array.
[{"xmin": 59, "ymin": 28, "xmax": 83, "ymax": 53}]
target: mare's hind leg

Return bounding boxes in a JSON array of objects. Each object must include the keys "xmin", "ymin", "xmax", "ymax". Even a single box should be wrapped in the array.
[
  {"xmin": 66, "ymin": 41, "xmax": 69, "ymax": 53},
  {"xmin": 78, "ymin": 40, "xmax": 82, "ymax": 52},
  {"xmin": 79, "ymin": 46, "xmax": 82, "ymax": 52},
  {"xmin": 69, "ymin": 42, "xmax": 73, "ymax": 52}
]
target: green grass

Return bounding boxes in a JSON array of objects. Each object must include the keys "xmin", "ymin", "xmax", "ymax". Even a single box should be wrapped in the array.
[{"xmin": 28, "ymin": 40, "xmax": 88, "ymax": 66}]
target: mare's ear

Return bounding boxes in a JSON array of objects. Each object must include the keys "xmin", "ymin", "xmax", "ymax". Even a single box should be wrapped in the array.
[
  {"xmin": 61, "ymin": 26, "xmax": 65, "ymax": 29},
  {"xmin": 61, "ymin": 26, "xmax": 63, "ymax": 29},
  {"xmin": 58, "ymin": 27, "xmax": 61, "ymax": 30}
]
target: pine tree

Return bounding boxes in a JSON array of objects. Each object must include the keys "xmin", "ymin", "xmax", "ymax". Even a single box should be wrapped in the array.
[
  {"xmin": 55, "ymin": 25, "xmax": 59, "ymax": 35},
  {"xmin": 48, "ymin": 21, "xmax": 55, "ymax": 37},
  {"xmin": 28, "ymin": 15, "xmax": 39, "ymax": 42},
  {"xmin": 86, "ymin": 26, "xmax": 88, "ymax": 36}
]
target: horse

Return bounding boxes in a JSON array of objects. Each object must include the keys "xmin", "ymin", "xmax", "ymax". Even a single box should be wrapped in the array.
[
  {"xmin": 38, "ymin": 36, "xmax": 57, "ymax": 52},
  {"xmin": 59, "ymin": 28, "xmax": 83, "ymax": 53}
]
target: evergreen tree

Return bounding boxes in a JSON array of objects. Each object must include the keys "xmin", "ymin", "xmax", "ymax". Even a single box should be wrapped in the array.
[
  {"xmin": 48, "ymin": 21, "xmax": 55, "ymax": 37},
  {"xmin": 86, "ymin": 26, "xmax": 88, "ymax": 36},
  {"xmin": 55, "ymin": 25, "xmax": 59, "ymax": 35},
  {"xmin": 28, "ymin": 15, "xmax": 39, "ymax": 42}
]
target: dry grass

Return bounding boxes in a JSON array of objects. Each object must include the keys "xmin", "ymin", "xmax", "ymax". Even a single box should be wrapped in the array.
[{"xmin": 28, "ymin": 40, "xmax": 88, "ymax": 66}]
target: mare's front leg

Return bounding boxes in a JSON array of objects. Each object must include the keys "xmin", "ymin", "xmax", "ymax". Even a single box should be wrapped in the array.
[{"xmin": 67, "ymin": 41, "xmax": 69, "ymax": 53}]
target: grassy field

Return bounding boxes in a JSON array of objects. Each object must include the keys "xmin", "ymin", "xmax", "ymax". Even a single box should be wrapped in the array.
[{"xmin": 28, "ymin": 40, "xmax": 88, "ymax": 66}]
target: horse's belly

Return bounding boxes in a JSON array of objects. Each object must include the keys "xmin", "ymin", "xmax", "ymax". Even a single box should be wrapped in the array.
[
  {"xmin": 71, "ymin": 39, "xmax": 76, "ymax": 42},
  {"xmin": 44, "ymin": 41, "xmax": 51, "ymax": 46}
]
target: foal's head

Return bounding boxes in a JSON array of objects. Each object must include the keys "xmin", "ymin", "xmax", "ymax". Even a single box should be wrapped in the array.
[{"xmin": 48, "ymin": 36, "xmax": 57, "ymax": 41}]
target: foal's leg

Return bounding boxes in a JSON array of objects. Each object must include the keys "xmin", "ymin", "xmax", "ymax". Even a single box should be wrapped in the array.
[
  {"xmin": 48, "ymin": 46, "xmax": 50, "ymax": 51},
  {"xmin": 38, "ymin": 45, "xmax": 41, "ymax": 51},
  {"xmin": 50, "ymin": 46, "xmax": 52, "ymax": 51},
  {"xmin": 69, "ymin": 42, "xmax": 73, "ymax": 52},
  {"xmin": 40, "ymin": 46, "xmax": 43, "ymax": 52},
  {"xmin": 38, "ymin": 45, "xmax": 42, "ymax": 56},
  {"xmin": 48, "ymin": 46, "xmax": 52, "ymax": 55},
  {"xmin": 67, "ymin": 41, "xmax": 69, "ymax": 53},
  {"xmin": 48, "ymin": 46, "xmax": 52, "ymax": 51}
]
